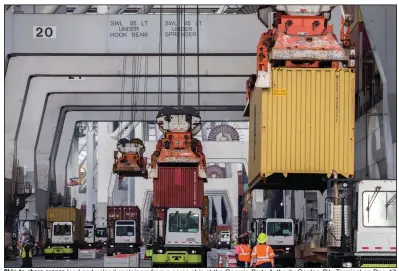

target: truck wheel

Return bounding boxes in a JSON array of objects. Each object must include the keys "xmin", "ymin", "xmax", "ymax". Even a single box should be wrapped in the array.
[
  {"xmin": 201, "ymin": 253, "xmax": 207, "ymax": 267},
  {"xmin": 44, "ymin": 255, "xmax": 52, "ymax": 260}
]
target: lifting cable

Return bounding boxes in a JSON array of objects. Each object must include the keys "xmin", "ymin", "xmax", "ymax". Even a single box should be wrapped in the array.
[
  {"xmin": 182, "ymin": 6, "xmax": 187, "ymax": 107},
  {"xmin": 176, "ymin": 5, "xmax": 182, "ymax": 109},
  {"xmin": 158, "ymin": 5, "xmax": 163, "ymax": 110},
  {"xmin": 131, "ymin": 55, "xmax": 143, "ymax": 137},
  {"xmin": 143, "ymin": 57, "xmax": 149, "ymax": 123},
  {"xmin": 196, "ymin": 5, "xmax": 201, "ymax": 110},
  {"xmin": 117, "ymin": 56, "xmax": 128, "ymax": 141}
]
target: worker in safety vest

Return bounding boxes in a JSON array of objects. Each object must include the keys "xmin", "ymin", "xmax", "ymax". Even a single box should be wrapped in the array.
[
  {"xmin": 250, "ymin": 233, "xmax": 275, "ymax": 268},
  {"xmin": 235, "ymin": 236, "xmax": 251, "ymax": 267},
  {"xmin": 20, "ymin": 238, "xmax": 33, "ymax": 268}
]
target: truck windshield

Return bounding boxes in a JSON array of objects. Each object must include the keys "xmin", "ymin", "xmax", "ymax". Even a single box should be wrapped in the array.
[
  {"xmin": 85, "ymin": 227, "xmax": 94, "ymax": 238},
  {"xmin": 95, "ymin": 228, "xmax": 108, "ymax": 238},
  {"xmin": 220, "ymin": 231, "xmax": 230, "ymax": 240},
  {"xmin": 169, "ymin": 213, "xmax": 199, "ymax": 233},
  {"xmin": 267, "ymin": 222, "xmax": 293, "ymax": 236},
  {"xmin": 116, "ymin": 225, "xmax": 135, "ymax": 236},
  {"xmin": 363, "ymin": 191, "xmax": 396, "ymax": 227},
  {"xmin": 53, "ymin": 224, "xmax": 72, "ymax": 236}
]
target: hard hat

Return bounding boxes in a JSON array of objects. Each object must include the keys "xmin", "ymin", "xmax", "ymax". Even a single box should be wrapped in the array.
[{"xmin": 257, "ymin": 233, "xmax": 268, "ymax": 244}]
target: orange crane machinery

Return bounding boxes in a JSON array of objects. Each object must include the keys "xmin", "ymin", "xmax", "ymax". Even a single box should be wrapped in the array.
[
  {"xmin": 113, "ymin": 138, "xmax": 148, "ymax": 179},
  {"xmin": 148, "ymin": 106, "xmax": 206, "ymax": 179},
  {"xmin": 245, "ymin": 5, "xmax": 354, "ymax": 108},
  {"xmin": 244, "ymin": 5, "xmax": 356, "ymax": 192}
]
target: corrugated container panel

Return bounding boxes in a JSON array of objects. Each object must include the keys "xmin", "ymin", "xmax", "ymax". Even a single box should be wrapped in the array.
[
  {"xmin": 78, "ymin": 210, "xmax": 86, "ymax": 242},
  {"xmin": 216, "ymin": 225, "xmax": 230, "ymax": 232},
  {"xmin": 46, "ymin": 207, "xmax": 79, "ymax": 222},
  {"xmin": 107, "ymin": 206, "xmax": 141, "ymax": 245},
  {"xmin": 107, "ymin": 206, "xmax": 141, "ymax": 224},
  {"xmin": 153, "ymin": 167, "xmax": 205, "ymax": 208},
  {"xmin": 248, "ymin": 68, "xmax": 355, "ymax": 187}
]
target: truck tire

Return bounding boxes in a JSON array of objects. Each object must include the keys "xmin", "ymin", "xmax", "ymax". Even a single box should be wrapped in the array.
[
  {"xmin": 201, "ymin": 253, "xmax": 207, "ymax": 267},
  {"xmin": 71, "ymin": 249, "xmax": 79, "ymax": 260}
]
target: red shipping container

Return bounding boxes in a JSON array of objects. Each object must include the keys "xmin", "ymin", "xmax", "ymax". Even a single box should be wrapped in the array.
[
  {"xmin": 107, "ymin": 206, "xmax": 141, "ymax": 244},
  {"xmin": 216, "ymin": 225, "xmax": 231, "ymax": 233},
  {"xmin": 153, "ymin": 167, "xmax": 205, "ymax": 208}
]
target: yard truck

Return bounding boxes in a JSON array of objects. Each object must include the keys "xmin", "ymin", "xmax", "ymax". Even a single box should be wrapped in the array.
[{"xmin": 44, "ymin": 207, "xmax": 85, "ymax": 259}]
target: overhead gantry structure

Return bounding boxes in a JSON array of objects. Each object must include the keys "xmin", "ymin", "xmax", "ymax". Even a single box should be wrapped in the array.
[
  {"xmin": 6, "ymin": 5, "xmax": 258, "ymax": 15},
  {"xmin": 4, "ymin": 12, "xmax": 264, "ymax": 234}
]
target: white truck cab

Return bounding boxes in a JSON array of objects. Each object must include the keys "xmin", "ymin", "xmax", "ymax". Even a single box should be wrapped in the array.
[
  {"xmin": 95, "ymin": 227, "xmax": 108, "ymax": 247},
  {"xmin": 114, "ymin": 220, "xmax": 137, "ymax": 244},
  {"xmin": 251, "ymin": 218, "xmax": 295, "ymax": 267},
  {"xmin": 84, "ymin": 224, "xmax": 95, "ymax": 247},
  {"xmin": 220, "ymin": 231, "xmax": 231, "ymax": 243},
  {"xmin": 165, "ymin": 208, "xmax": 202, "ymax": 246},
  {"xmin": 52, "ymin": 222, "xmax": 74, "ymax": 244},
  {"xmin": 353, "ymin": 180, "xmax": 396, "ymax": 266},
  {"xmin": 266, "ymin": 218, "xmax": 295, "ymax": 247}
]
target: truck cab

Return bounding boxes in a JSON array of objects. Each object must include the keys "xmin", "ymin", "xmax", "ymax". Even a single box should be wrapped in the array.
[
  {"xmin": 165, "ymin": 208, "xmax": 202, "ymax": 245},
  {"xmin": 45, "ymin": 221, "xmax": 79, "ymax": 259},
  {"xmin": 95, "ymin": 227, "xmax": 107, "ymax": 248},
  {"xmin": 107, "ymin": 220, "xmax": 139, "ymax": 256},
  {"xmin": 215, "ymin": 225, "xmax": 231, "ymax": 249},
  {"xmin": 84, "ymin": 224, "xmax": 95, "ymax": 248},
  {"xmin": 52, "ymin": 222, "xmax": 74, "ymax": 245},
  {"xmin": 352, "ymin": 180, "xmax": 396, "ymax": 267},
  {"xmin": 152, "ymin": 208, "xmax": 207, "ymax": 267},
  {"xmin": 251, "ymin": 218, "xmax": 295, "ymax": 267}
]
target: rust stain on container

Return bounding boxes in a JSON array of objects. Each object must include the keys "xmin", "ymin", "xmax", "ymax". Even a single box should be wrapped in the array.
[
  {"xmin": 153, "ymin": 167, "xmax": 205, "ymax": 208},
  {"xmin": 248, "ymin": 68, "xmax": 355, "ymax": 188}
]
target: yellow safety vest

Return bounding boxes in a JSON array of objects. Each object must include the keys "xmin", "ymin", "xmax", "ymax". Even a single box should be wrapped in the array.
[{"xmin": 21, "ymin": 245, "xmax": 32, "ymax": 258}]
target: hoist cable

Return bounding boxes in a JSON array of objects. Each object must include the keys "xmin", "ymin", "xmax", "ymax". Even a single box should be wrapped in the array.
[
  {"xmin": 176, "ymin": 5, "xmax": 181, "ymax": 109},
  {"xmin": 118, "ymin": 57, "xmax": 127, "ymax": 140},
  {"xmin": 143, "ymin": 57, "xmax": 149, "ymax": 122},
  {"xmin": 158, "ymin": 6, "xmax": 163, "ymax": 109},
  {"xmin": 132, "ymin": 56, "xmax": 143, "ymax": 124},
  {"xmin": 182, "ymin": 6, "xmax": 187, "ymax": 106},
  {"xmin": 196, "ymin": 5, "xmax": 201, "ymax": 110}
]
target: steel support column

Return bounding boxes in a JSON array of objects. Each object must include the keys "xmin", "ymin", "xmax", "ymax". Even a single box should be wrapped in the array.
[{"xmin": 86, "ymin": 122, "xmax": 95, "ymax": 223}]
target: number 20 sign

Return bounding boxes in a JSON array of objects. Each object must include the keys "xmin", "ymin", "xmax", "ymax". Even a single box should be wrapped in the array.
[{"xmin": 33, "ymin": 26, "xmax": 56, "ymax": 38}]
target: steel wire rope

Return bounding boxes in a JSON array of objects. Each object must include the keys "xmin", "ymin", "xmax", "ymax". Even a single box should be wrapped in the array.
[
  {"xmin": 182, "ymin": 6, "xmax": 187, "ymax": 106},
  {"xmin": 158, "ymin": 6, "xmax": 164, "ymax": 109},
  {"xmin": 176, "ymin": 5, "xmax": 181, "ymax": 109},
  {"xmin": 131, "ymin": 55, "xmax": 143, "ymax": 127},
  {"xmin": 117, "ymin": 56, "xmax": 128, "ymax": 140},
  {"xmin": 196, "ymin": 5, "xmax": 200, "ymax": 110},
  {"xmin": 143, "ymin": 56, "xmax": 149, "ymax": 123}
]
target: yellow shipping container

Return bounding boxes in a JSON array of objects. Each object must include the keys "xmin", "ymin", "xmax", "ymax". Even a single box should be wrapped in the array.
[{"xmin": 248, "ymin": 68, "xmax": 355, "ymax": 189}]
